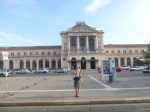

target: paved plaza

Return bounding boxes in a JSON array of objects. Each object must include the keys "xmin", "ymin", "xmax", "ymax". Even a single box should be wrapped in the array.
[{"xmin": 0, "ymin": 70, "xmax": 150, "ymax": 106}]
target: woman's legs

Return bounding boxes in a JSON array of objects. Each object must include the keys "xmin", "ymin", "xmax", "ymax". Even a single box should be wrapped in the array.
[
  {"xmin": 75, "ymin": 89, "xmax": 78, "ymax": 96},
  {"xmin": 77, "ymin": 88, "xmax": 80, "ymax": 97}
]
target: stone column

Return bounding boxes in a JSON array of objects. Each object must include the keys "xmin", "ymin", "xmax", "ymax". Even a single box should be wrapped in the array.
[
  {"xmin": 43, "ymin": 60, "xmax": 45, "ymax": 68},
  {"xmin": 68, "ymin": 36, "xmax": 70, "ymax": 53},
  {"xmin": 55, "ymin": 59, "xmax": 58, "ymax": 69},
  {"xmin": 17, "ymin": 59, "xmax": 19, "ymax": 69},
  {"xmin": 14, "ymin": 59, "xmax": 17, "ymax": 69},
  {"xmin": 77, "ymin": 36, "xmax": 79, "ymax": 53},
  {"xmin": 124, "ymin": 58, "xmax": 127, "ymax": 65},
  {"xmin": 30, "ymin": 60, "xmax": 33, "ymax": 70},
  {"xmin": 86, "ymin": 61, "xmax": 90, "ymax": 69},
  {"xmin": 24, "ymin": 60, "xmax": 26, "ymax": 69},
  {"xmin": 86, "ymin": 36, "xmax": 89, "ymax": 53},
  {"xmin": 36, "ymin": 60, "xmax": 39, "ymax": 70},
  {"xmin": 49, "ymin": 60, "xmax": 51, "ymax": 69},
  {"xmin": 130, "ymin": 57, "xmax": 133, "ymax": 67},
  {"xmin": 95, "ymin": 36, "xmax": 98, "ymax": 53},
  {"xmin": 118, "ymin": 58, "xmax": 121, "ymax": 67}
]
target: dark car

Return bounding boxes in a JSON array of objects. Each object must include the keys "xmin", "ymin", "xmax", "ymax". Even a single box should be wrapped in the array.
[{"xmin": 142, "ymin": 67, "xmax": 150, "ymax": 74}]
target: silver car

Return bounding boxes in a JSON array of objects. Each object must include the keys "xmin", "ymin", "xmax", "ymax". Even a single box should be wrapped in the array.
[
  {"xmin": 34, "ymin": 68, "xmax": 48, "ymax": 73},
  {"xmin": 0, "ymin": 70, "xmax": 12, "ymax": 77},
  {"xmin": 16, "ymin": 69, "xmax": 30, "ymax": 74},
  {"xmin": 54, "ymin": 68, "xmax": 67, "ymax": 73}
]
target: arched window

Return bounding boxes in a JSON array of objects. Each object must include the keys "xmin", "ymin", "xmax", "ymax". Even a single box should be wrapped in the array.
[
  {"xmin": 115, "ymin": 58, "xmax": 118, "ymax": 67},
  {"xmin": 39, "ymin": 60, "xmax": 43, "ymax": 68},
  {"xmin": 26, "ymin": 60, "xmax": 30, "ymax": 69},
  {"xmin": 80, "ymin": 37, "xmax": 85, "ymax": 51},
  {"xmin": 89, "ymin": 37, "xmax": 94, "ymax": 51},
  {"xmin": 120, "ymin": 58, "xmax": 124, "ymax": 66},
  {"xmin": 70, "ymin": 37, "xmax": 76, "ymax": 52},
  {"xmin": 9, "ymin": 60, "xmax": 13, "ymax": 69},
  {"xmin": 127, "ymin": 58, "xmax": 131, "ymax": 66}
]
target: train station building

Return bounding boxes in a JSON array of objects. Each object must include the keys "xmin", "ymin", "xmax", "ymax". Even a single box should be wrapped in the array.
[{"xmin": 0, "ymin": 22, "xmax": 147, "ymax": 70}]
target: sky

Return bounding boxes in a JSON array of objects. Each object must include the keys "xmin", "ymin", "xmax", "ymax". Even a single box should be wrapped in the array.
[{"xmin": 0, "ymin": 0, "xmax": 150, "ymax": 47}]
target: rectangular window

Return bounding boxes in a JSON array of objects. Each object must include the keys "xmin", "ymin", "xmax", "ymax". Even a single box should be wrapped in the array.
[
  {"xmin": 135, "ymin": 50, "xmax": 138, "ymax": 53},
  {"xmin": 106, "ymin": 50, "xmax": 109, "ymax": 53},
  {"xmin": 141, "ymin": 49, "xmax": 144, "ymax": 53},
  {"xmin": 129, "ymin": 50, "xmax": 132, "ymax": 53},
  {"xmin": 117, "ymin": 50, "xmax": 120, "ymax": 53},
  {"xmin": 111, "ymin": 50, "xmax": 115, "ymax": 53},
  {"xmin": 36, "ymin": 52, "xmax": 39, "ymax": 55},
  {"xmin": 30, "ymin": 52, "xmax": 33, "ymax": 55},
  {"xmin": 53, "ymin": 51, "xmax": 56, "ymax": 56},
  {"xmin": 123, "ymin": 50, "xmax": 126, "ymax": 53},
  {"xmin": 47, "ymin": 52, "xmax": 50, "ymax": 56},
  {"xmin": 17, "ymin": 52, "xmax": 20, "ymax": 55},
  {"xmin": 42, "ymin": 52, "xmax": 45, "ymax": 55},
  {"xmin": 11, "ymin": 53, "xmax": 14, "ymax": 55},
  {"xmin": 24, "ymin": 52, "xmax": 27, "ymax": 56},
  {"xmin": 64, "ymin": 43, "xmax": 67, "ymax": 51}
]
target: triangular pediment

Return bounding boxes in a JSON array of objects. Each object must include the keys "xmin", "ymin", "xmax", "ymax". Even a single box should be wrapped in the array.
[{"xmin": 67, "ymin": 22, "xmax": 97, "ymax": 32}]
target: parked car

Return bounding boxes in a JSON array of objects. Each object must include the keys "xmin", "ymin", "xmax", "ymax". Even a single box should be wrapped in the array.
[
  {"xmin": 0, "ymin": 70, "xmax": 12, "ymax": 77},
  {"xmin": 3, "ymin": 69, "xmax": 13, "ymax": 74},
  {"xmin": 64, "ymin": 67, "xmax": 70, "ymax": 71},
  {"xmin": 34, "ymin": 68, "xmax": 48, "ymax": 73},
  {"xmin": 129, "ymin": 66, "xmax": 146, "ymax": 71},
  {"xmin": 16, "ymin": 69, "xmax": 30, "ymax": 74},
  {"xmin": 142, "ymin": 68, "xmax": 150, "ymax": 74},
  {"xmin": 54, "ymin": 68, "xmax": 67, "ymax": 73},
  {"xmin": 120, "ymin": 65, "xmax": 130, "ymax": 70},
  {"xmin": 116, "ymin": 67, "xmax": 122, "ymax": 72}
]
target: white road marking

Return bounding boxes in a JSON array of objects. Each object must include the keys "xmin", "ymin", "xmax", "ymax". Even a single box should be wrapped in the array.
[
  {"xmin": 1, "ymin": 87, "xmax": 150, "ymax": 93},
  {"xmin": 88, "ymin": 75, "xmax": 112, "ymax": 89}
]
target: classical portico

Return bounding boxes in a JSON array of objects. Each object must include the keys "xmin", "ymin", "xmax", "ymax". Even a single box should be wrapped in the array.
[{"xmin": 60, "ymin": 21, "xmax": 105, "ymax": 69}]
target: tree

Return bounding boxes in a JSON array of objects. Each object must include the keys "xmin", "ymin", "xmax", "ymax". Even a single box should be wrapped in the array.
[
  {"xmin": 144, "ymin": 44, "xmax": 150, "ymax": 64},
  {"xmin": 144, "ymin": 44, "xmax": 150, "ymax": 59}
]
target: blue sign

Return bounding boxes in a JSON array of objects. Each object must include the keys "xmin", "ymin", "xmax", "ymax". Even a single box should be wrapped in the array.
[
  {"xmin": 63, "ymin": 57, "xmax": 66, "ymax": 61},
  {"xmin": 112, "ymin": 60, "xmax": 115, "ymax": 63}
]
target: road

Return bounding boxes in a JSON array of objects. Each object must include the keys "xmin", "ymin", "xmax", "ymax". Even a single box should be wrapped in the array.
[
  {"xmin": 1, "ymin": 103, "xmax": 150, "ymax": 112},
  {"xmin": 1, "ymin": 70, "xmax": 150, "ymax": 92}
]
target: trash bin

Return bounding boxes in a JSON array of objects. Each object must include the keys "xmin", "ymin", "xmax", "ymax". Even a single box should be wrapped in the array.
[{"xmin": 109, "ymin": 73, "xmax": 113, "ymax": 82}]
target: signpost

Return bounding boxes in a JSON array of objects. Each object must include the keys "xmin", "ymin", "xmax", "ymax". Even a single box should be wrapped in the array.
[
  {"xmin": 2, "ymin": 52, "xmax": 9, "ymax": 96},
  {"xmin": 101, "ymin": 60, "xmax": 116, "ymax": 82}
]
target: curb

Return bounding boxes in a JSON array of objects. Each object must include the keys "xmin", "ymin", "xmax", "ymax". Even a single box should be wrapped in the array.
[{"xmin": 1, "ymin": 98, "xmax": 150, "ymax": 107}]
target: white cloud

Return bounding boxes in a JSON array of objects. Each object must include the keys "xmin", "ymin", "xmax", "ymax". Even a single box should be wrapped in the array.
[
  {"xmin": 0, "ymin": 31, "xmax": 42, "ymax": 46},
  {"xmin": 85, "ymin": 0, "xmax": 110, "ymax": 14}
]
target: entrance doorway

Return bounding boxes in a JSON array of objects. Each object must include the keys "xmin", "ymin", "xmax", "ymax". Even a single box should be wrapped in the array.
[
  {"xmin": 81, "ymin": 57, "xmax": 86, "ymax": 69},
  {"xmin": 90, "ymin": 57, "xmax": 96, "ymax": 69},
  {"xmin": 71, "ymin": 57, "xmax": 76, "ymax": 69}
]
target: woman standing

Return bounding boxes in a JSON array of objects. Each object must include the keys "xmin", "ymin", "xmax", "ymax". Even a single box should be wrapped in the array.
[{"xmin": 73, "ymin": 66, "xmax": 81, "ymax": 97}]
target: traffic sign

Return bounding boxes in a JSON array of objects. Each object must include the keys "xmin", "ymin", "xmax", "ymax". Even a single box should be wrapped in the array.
[{"xmin": 2, "ymin": 52, "xmax": 8, "ymax": 60}]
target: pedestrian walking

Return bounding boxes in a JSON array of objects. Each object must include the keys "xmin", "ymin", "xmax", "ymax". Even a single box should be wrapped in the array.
[{"xmin": 73, "ymin": 66, "xmax": 81, "ymax": 97}]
